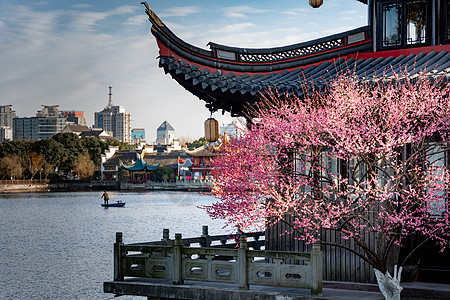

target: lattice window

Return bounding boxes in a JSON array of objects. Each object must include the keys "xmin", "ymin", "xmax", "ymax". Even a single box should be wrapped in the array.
[{"xmin": 239, "ymin": 38, "xmax": 343, "ymax": 62}]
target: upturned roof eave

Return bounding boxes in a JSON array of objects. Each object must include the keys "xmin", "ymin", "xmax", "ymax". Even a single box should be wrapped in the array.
[{"xmin": 142, "ymin": 2, "xmax": 373, "ymax": 74}]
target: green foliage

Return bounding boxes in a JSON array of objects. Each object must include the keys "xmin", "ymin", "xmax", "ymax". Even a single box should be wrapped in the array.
[
  {"xmin": 104, "ymin": 138, "xmax": 134, "ymax": 150},
  {"xmin": 32, "ymin": 138, "xmax": 64, "ymax": 170},
  {"xmin": 118, "ymin": 168, "xmax": 129, "ymax": 183},
  {"xmin": 51, "ymin": 133, "xmax": 84, "ymax": 171},
  {"xmin": 0, "ymin": 133, "xmax": 128, "ymax": 179},
  {"xmin": 0, "ymin": 139, "xmax": 29, "ymax": 163},
  {"xmin": 81, "ymin": 137, "xmax": 109, "ymax": 166},
  {"xmin": 151, "ymin": 165, "xmax": 175, "ymax": 182},
  {"xmin": 186, "ymin": 137, "xmax": 208, "ymax": 149}
]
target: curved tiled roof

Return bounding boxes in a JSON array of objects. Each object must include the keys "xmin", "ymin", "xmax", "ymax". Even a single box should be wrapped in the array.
[
  {"xmin": 142, "ymin": 3, "xmax": 450, "ymax": 117},
  {"xmin": 120, "ymin": 153, "xmax": 160, "ymax": 171},
  {"xmin": 186, "ymin": 144, "xmax": 216, "ymax": 157},
  {"xmin": 159, "ymin": 49, "xmax": 450, "ymax": 116}
]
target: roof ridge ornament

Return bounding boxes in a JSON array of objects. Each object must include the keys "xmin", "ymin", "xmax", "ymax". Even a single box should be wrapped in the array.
[{"xmin": 141, "ymin": 2, "xmax": 164, "ymax": 28}]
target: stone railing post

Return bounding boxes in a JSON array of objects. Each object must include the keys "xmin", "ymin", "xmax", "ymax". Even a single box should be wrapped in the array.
[
  {"xmin": 238, "ymin": 235, "xmax": 248, "ymax": 290},
  {"xmin": 161, "ymin": 228, "xmax": 170, "ymax": 244},
  {"xmin": 311, "ymin": 242, "xmax": 323, "ymax": 295},
  {"xmin": 201, "ymin": 225, "xmax": 211, "ymax": 247},
  {"xmin": 114, "ymin": 232, "xmax": 123, "ymax": 281},
  {"xmin": 173, "ymin": 233, "xmax": 184, "ymax": 285},
  {"xmin": 253, "ymin": 234, "xmax": 261, "ymax": 250}
]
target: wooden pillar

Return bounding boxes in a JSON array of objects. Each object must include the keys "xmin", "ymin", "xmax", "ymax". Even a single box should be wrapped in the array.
[{"xmin": 114, "ymin": 232, "xmax": 124, "ymax": 281}]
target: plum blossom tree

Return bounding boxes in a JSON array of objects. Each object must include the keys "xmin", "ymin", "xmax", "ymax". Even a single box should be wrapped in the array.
[{"xmin": 203, "ymin": 71, "xmax": 450, "ymax": 300}]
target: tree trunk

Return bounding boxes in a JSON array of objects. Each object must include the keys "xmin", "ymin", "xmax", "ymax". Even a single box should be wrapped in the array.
[{"xmin": 374, "ymin": 265, "xmax": 403, "ymax": 300}]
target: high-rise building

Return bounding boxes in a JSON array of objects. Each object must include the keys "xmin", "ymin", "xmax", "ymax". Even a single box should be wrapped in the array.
[
  {"xmin": 0, "ymin": 127, "xmax": 13, "ymax": 143},
  {"xmin": 219, "ymin": 120, "xmax": 245, "ymax": 138},
  {"xmin": 0, "ymin": 105, "xmax": 16, "ymax": 143},
  {"xmin": 12, "ymin": 105, "xmax": 67, "ymax": 140},
  {"xmin": 94, "ymin": 86, "xmax": 131, "ymax": 143},
  {"xmin": 60, "ymin": 110, "xmax": 87, "ymax": 126},
  {"xmin": 0, "ymin": 105, "xmax": 16, "ymax": 127},
  {"xmin": 36, "ymin": 105, "xmax": 60, "ymax": 117},
  {"xmin": 13, "ymin": 116, "xmax": 67, "ymax": 140},
  {"xmin": 131, "ymin": 128, "xmax": 146, "ymax": 144},
  {"xmin": 155, "ymin": 120, "xmax": 175, "ymax": 145}
]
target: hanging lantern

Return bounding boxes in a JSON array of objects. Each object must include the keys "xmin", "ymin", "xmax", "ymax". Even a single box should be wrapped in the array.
[
  {"xmin": 309, "ymin": 0, "xmax": 323, "ymax": 8},
  {"xmin": 204, "ymin": 118, "xmax": 219, "ymax": 142}
]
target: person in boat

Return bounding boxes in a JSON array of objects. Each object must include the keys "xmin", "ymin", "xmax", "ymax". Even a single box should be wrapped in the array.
[{"xmin": 101, "ymin": 191, "xmax": 109, "ymax": 205}]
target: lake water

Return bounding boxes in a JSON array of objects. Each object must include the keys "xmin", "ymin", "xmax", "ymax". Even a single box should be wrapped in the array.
[{"xmin": 0, "ymin": 191, "xmax": 227, "ymax": 299}]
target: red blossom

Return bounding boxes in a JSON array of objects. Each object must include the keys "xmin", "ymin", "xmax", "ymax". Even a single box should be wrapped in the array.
[{"xmin": 202, "ymin": 71, "xmax": 450, "ymax": 272}]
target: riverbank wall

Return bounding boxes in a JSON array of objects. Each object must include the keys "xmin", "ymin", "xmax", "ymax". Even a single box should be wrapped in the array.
[
  {"xmin": 120, "ymin": 181, "xmax": 211, "ymax": 192},
  {"xmin": 0, "ymin": 180, "xmax": 51, "ymax": 193},
  {"xmin": 0, "ymin": 180, "xmax": 119, "ymax": 193},
  {"xmin": 0, "ymin": 180, "xmax": 210, "ymax": 193}
]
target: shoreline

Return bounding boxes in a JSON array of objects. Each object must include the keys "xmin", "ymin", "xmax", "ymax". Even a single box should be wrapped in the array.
[{"xmin": 0, "ymin": 181, "xmax": 211, "ymax": 193}]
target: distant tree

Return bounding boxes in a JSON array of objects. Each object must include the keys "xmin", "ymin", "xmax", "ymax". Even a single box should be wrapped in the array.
[
  {"xmin": 0, "ymin": 139, "xmax": 29, "ymax": 160},
  {"xmin": 0, "ymin": 155, "xmax": 23, "ymax": 180},
  {"xmin": 26, "ymin": 151, "xmax": 45, "ymax": 179},
  {"xmin": 41, "ymin": 160, "xmax": 54, "ymax": 179},
  {"xmin": 152, "ymin": 166, "xmax": 175, "ymax": 182},
  {"xmin": 33, "ymin": 138, "xmax": 65, "ymax": 172},
  {"xmin": 81, "ymin": 137, "xmax": 109, "ymax": 166},
  {"xmin": 118, "ymin": 167, "xmax": 129, "ymax": 183},
  {"xmin": 73, "ymin": 153, "xmax": 95, "ymax": 180},
  {"xmin": 105, "ymin": 138, "xmax": 134, "ymax": 150},
  {"xmin": 186, "ymin": 137, "xmax": 208, "ymax": 149},
  {"xmin": 52, "ymin": 133, "xmax": 84, "ymax": 172}
]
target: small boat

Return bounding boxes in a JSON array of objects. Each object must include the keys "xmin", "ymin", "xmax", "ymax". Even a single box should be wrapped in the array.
[{"xmin": 101, "ymin": 201, "xmax": 126, "ymax": 207}]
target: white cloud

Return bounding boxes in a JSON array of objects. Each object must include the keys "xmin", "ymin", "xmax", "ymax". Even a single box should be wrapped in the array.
[
  {"xmin": 223, "ymin": 6, "xmax": 270, "ymax": 19},
  {"xmin": 281, "ymin": 7, "xmax": 309, "ymax": 16},
  {"xmin": 72, "ymin": 4, "xmax": 92, "ymax": 9},
  {"xmin": 33, "ymin": 1, "xmax": 49, "ymax": 6},
  {"xmin": 159, "ymin": 6, "xmax": 201, "ymax": 18},
  {"xmin": 0, "ymin": 3, "xmax": 233, "ymax": 142},
  {"xmin": 123, "ymin": 15, "xmax": 147, "ymax": 26},
  {"xmin": 68, "ymin": 5, "xmax": 137, "ymax": 31},
  {"xmin": 210, "ymin": 23, "xmax": 257, "ymax": 34}
]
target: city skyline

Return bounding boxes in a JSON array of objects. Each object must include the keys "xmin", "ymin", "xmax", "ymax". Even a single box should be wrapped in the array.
[{"xmin": 0, "ymin": 0, "xmax": 367, "ymax": 141}]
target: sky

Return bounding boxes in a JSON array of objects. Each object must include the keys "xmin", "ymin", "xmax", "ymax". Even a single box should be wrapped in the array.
[{"xmin": 0, "ymin": 0, "xmax": 368, "ymax": 142}]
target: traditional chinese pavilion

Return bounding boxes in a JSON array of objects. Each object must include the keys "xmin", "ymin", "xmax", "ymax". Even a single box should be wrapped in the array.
[
  {"xmin": 120, "ymin": 150, "xmax": 159, "ymax": 183},
  {"xmin": 141, "ymin": 0, "xmax": 450, "ymax": 284}
]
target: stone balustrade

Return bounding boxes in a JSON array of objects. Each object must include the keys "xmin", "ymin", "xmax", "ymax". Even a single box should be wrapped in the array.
[{"xmin": 113, "ymin": 226, "xmax": 322, "ymax": 296}]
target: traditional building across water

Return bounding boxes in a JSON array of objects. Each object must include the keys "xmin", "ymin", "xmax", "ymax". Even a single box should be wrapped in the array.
[
  {"xmin": 184, "ymin": 132, "xmax": 230, "ymax": 180},
  {"xmin": 120, "ymin": 150, "xmax": 159, "ymax": 184}
]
